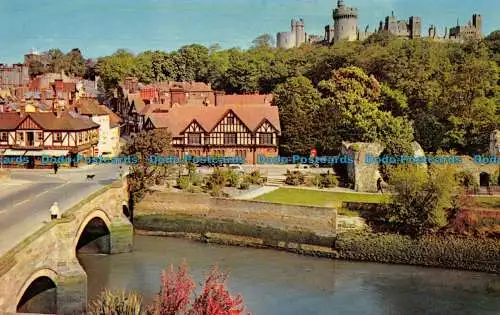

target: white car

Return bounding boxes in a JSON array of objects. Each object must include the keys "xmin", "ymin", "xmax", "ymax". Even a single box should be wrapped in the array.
[{"xmin": 228, "ymin": 164, "xmax": 245, "ymax": 174}]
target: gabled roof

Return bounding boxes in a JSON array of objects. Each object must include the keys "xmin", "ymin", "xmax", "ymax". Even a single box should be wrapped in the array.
[
  {"xmin": 127, "ymin": 93, "xmax": 146, "ymax": 113},
  {"xmin": 146, "ymin": 104, "xmax": 280, "ymax": 136}
]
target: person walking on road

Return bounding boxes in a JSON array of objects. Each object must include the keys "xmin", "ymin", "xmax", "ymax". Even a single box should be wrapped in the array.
[
  {"xmin": 53, "ymin": 163, "xmax": 59, "ymax": 174},
  {"xmin": 50, "ymin": 202, "xmax": 60, "ymax": 220}
]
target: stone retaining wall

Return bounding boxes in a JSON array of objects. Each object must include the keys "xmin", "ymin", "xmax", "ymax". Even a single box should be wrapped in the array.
[{"xmin": 137, "ymin": 191, "xmax": 368, "ymax": 237}]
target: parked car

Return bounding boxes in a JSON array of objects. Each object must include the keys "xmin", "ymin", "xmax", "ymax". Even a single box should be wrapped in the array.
[{"xmin": 228, "ymin": 164, "xmax": 245, "ymax": 174}]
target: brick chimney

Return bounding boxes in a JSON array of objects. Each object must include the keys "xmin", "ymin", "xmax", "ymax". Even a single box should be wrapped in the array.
[
  {"xmin": 215, "ymin": 91, "xmax": 225, "ymax": 106},
  {"xmin": 56, "ymin": 105, "xmax": 62, "ymax": 118},
  {"xmin": 19, "ymin": 101, "xmax": 26, "ymax": 118}
]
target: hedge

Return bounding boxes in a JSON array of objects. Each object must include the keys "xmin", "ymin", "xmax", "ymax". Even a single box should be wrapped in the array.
[{"xmin": 335, "ymin": 232, "xmax": 500, "ymax": 273}]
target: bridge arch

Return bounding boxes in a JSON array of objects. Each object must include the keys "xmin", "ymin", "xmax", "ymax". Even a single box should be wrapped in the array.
[
  {"xmin": 74, "ymin": 209, "xmax": 113, "ymax": 254},
  {"xmin": 16, "ymin": 268, "xmax": 58, "ymax": 314}
]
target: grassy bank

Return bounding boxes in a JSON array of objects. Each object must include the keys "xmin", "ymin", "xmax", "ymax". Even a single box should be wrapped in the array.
[
  {"xmin": 475, "ymin": 196, "xmax": 500, "ymax": 210},
  {"xmin": 134, "ymin": 214, "xmax": 500, "ymax": 273},
  {"xmin": 254, "ymin": 188, "xmax": 388, "ymax": 206}
]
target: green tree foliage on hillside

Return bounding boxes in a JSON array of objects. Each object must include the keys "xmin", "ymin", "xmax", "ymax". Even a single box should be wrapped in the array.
[
  {"xmin": 36, "ymin": 30, "xmax": 500, "ymax": 155},
  {"xmin": 272, "ymin": 76, "xmax": 321, "ymax": 155},
  {"xmin": 316, "ymin": 66, "xmax": 414, "ymax": 155}
]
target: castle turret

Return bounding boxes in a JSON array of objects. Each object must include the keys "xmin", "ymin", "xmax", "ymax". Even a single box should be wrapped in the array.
[
  {"xmin": 333, "ymin": 0, "xmax": 358, "ymax": 43},
  {"xmin": 293, "ymin": 19, "xmax": 306, "ymax": 47},
  {"xmin": 473, "ymin": 14, "xmax": 482, "ymax": 36}
]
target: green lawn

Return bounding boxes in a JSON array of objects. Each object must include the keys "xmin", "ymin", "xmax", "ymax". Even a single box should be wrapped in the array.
[
  {"xmin": 474, "ymin": 196, "xmax": 500, "ymax": 210},
  {"xmin": 254, "ymin": 188, "xmax": 388, "ymax": 207}
]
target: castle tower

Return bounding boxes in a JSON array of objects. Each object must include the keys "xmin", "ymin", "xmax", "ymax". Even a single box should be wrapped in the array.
[
  {"xmin": 473, "ymin": 14, "xmax": 482, "ymax": 36},
  {"xmin": 385, "ymin": 11, "xmax": 397, "ymax": 33},
  {"xmin": 333, "ymin": 0, "xmax": 358, "ymax": 43},
  {"xmin": 409, "ymin": 16, "xmax": 422, "ymax": 38},
  {"xmin": 294, "ymin": 18, "xmax": 306, "ymax": 47}
]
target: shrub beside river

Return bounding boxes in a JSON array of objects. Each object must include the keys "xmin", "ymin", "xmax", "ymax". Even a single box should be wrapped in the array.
[{"xmin": 335, "ymin": 232, "xmax": 500, "ymax": 273}]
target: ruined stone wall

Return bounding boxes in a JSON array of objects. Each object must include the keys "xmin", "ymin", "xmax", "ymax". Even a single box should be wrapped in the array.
[
  {"xmin": 0, "ymin": 179, "xmax": 132, "ymax": 314},
  {"xmin": 341, "ymin": 141, "xmax": 426, "ymax": 192}
]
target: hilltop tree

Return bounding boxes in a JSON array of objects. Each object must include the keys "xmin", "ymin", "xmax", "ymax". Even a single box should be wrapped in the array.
[{"xmin": 252, "ymin": 33, "xmax": 275, "ymax": 48}]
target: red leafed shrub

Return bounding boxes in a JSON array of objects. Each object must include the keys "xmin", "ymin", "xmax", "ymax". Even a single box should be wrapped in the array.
[
  {"xmin": 189, "ymin": 267, "xmax": 247, "ymax": 315},
  {"xmin": 147, "ymin": 262, "xmax": 250, "ymax": 315},
  {"xmin": 147, "ymin": 261, "xmax": 195, "ymax": 315}
]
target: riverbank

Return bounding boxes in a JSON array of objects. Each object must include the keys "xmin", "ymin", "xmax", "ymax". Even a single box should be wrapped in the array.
[
  {"xmin": 134, "ymin": 191, "xmax": 500, "ymax": 273},
  {"xmin": 134, "ymin": 214, "xmax": 500, "ymax": 274}
]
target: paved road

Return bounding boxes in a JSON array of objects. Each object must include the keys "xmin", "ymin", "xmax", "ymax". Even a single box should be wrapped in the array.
[{"xmin": 0, "ymin": 164, "xmax": 123, "ymax": 256}]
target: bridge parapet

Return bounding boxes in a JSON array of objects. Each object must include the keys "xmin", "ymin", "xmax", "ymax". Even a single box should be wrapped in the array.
[{"xmin": 0, "ymin": 178, "xmax": 133, "ymax": 314}]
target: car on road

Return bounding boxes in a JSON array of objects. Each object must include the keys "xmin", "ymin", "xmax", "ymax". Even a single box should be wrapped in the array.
[{"xmin": 228, "ymin": 164, "xmax": 245, "ymax": 174}]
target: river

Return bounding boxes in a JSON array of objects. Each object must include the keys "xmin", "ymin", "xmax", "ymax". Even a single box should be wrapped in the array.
[{"xmin": 78, "ymin": 235, "xmax": 500, "ymax": 315}]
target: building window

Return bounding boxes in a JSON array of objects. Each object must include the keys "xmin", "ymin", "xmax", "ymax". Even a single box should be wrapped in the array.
[
  {"xmin": 227, "ymin": 116, "xmax": 234, "ymax": 125},
  {"xmin": 259, "ymin": 133, "xmax": 273, "ymax": 145},
  {"xmin": 85, "ymin": 132, "xmax": 89, "ymax": 142},
  {"xmin": 54, "ymin": 132, "xmax": 63, "ymax": 142},
  {"xmin": 17, "ymin": 132, "xmax": 24, "ymax": 141},
  {"xmin": 188, "ymin": 133, "xmax": 201, "ymax": 145},
  {"xmin": 0, "ymin": 132, "xmax": 7, "ymax": 142},
  {"xmin": 224, "ymin": 133, "xmax": 237, "ymax": 145},
  {"xmin": 37, "ymin": 132, "xmax": 43, "ymax": 141}
]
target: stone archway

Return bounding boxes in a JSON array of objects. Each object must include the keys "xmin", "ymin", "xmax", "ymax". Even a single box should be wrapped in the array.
[
  {"xmin": 16, "ymin": 270, "xmax": 58, "ymax": 314},
  {"xmin": 75, "ymin": 210, "xmax": 112, "ymax": 254}
]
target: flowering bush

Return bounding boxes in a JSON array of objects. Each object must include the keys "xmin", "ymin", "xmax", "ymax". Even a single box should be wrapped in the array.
[
  {"xmin": 90, "ymin": 262, "xmax": 250, "ymax": 315},
  {"xmin": 147, "ymin": 262, "xmax": 250, "ymax": 315}
]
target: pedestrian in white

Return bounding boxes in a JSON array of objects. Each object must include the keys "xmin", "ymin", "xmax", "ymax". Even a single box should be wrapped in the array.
[{"xmin": 50, "ymin": 202, "xmax": 60, "ymax": 220}]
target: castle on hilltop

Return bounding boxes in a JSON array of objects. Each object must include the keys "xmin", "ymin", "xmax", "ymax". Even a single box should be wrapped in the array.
[{"xmin": 276, "ymin": 0, "xmax": 483, "ymax": 49}]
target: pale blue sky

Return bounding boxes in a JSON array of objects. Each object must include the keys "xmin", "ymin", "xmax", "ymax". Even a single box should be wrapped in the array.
[{"xmin": 0, "ymin": 0, "xmax": 498, "ymax": 63}]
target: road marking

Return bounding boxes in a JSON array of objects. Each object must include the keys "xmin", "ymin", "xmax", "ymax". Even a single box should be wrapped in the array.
[
  {"xmin": 13, "ymin": 199, "xmax": 29, "ymax": 206},
  {"xmin": 35, "ymin": 190, "xmax": 49, "ymax": 197}
]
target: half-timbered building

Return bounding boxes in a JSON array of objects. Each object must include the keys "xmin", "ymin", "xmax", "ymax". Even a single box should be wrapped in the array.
[
  {"xmin": 0, "ymin": 111, "xmax": 99, "ymax": 168},
  {"xmin": 143, "ymin": 104, "xmax": 280, "ymax": 164}
]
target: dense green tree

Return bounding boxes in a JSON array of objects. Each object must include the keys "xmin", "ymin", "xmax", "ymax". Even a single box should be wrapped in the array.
[
  {"xmin": 66, "ymin": 48, "xmax": 86, "ymax": 77},
  {"xmin": 123, "ymin": 129, "xmax": 174, "ymax": 203},
  {"xmin": 316, "ymin": 66, "xmax": 414, "ymax": 154},
  {"xmin": 272, "ymin": 76, "xmax": 321, "ymax": 155},
  {"xmin": 386, "ymin": 162, "xmax": 459, "ymax": 237}
]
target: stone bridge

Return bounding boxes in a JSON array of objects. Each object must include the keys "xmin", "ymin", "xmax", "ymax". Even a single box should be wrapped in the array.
[{"xmin": 0, "ymin": 179, "xmax": 133, "ymax": 314}]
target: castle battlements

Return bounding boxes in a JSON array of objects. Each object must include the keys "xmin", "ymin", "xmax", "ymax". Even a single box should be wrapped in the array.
[{"xmin": 276, "ymin": 1, "xmax": 483, "ymax": 49}]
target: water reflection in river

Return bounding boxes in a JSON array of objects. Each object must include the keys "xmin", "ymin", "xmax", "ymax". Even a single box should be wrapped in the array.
[{"xmin": 78, "ymin": 235, "xmax": 500, "ymax": 315}]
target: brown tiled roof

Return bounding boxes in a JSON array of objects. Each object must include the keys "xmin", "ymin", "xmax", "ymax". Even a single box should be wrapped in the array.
[
  {"xmin": 215, "ymin": 94, "xmax": 273, "ymax": 106},
  {"xmin": 147, "ymin": 104, "xmax": 280, "ymax": 136},
  {"xmin": 0, "ymin": 112, "xmax": 22, "ymax": 130},
  {"xmin": 0, "ymin": 112, "xmax": 99, "ymax": 131},
  {"xmin": 140, "ymin": 103, "xmax": 170, "ymax": 116},
  {"xmin": 71, "ymin": 98, "xmax": 109, "ymax": 115},
  {"xmin": 29, "ymin": 112, "xmax": 99, "ymax": 131}
]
